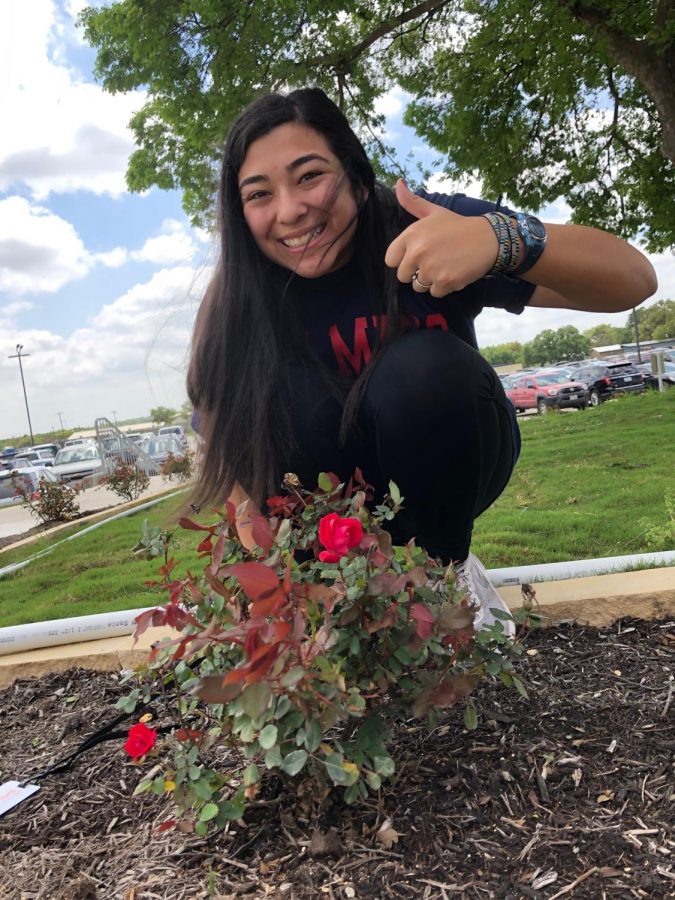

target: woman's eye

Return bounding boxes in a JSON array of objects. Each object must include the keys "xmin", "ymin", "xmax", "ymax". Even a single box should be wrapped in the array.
[
  {"xmin": 300, "ymin": 171, "xmax": 322, "ymax": 183},
  {"xmin": 245, "ymin": 190, "xmax": 268, "ymax": 202}
]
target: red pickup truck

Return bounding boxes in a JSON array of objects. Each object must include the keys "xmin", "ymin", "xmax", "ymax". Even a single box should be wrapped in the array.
[{"xmin": 506, "ymin": 372, "xmax": 589, "ymax": 415}]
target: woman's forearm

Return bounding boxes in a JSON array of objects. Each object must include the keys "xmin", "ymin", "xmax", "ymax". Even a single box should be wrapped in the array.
[{"xmin": 524, "ymin": 223, "xmax": 658, "ymax": 312}]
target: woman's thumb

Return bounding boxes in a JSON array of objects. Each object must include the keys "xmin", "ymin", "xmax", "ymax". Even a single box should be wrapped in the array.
[{"xmin": 395, "ymin": 178, "xmax": 434, "ymax": 219}]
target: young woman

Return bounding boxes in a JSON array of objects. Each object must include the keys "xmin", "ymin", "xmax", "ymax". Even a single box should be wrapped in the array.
[{"xmin": 187, "ymin": 88, "xmax": 657, "ymax": 633}]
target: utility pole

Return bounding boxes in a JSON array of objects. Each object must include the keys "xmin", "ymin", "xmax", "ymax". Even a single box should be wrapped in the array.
[
  {"xmin": 8, "ymin": 344, "xmax": 35, "ymax": 445},
  {"xmin": 112, "ymin": 409, "xmax": 118, "ymax": 425},
  {"xmin": 57, "ymin": 411, "xmax": 65, "ymax": 433},
  {"xmin": 632, "ymin": 307, "xmax": 642, "ymax": 363}
]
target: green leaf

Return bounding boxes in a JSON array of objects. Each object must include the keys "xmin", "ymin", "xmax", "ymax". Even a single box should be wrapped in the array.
[
  {"xmin": 511, "ymin": 675, "xmax": 530, "ymax": 699},
  {"xmin": 199, "ymin": 802, "xmax": 219, "ymax": 822},
  {"xmin": 388, "ymin": 480, "xmax": 401, "ymax": 505},
  {"xmin": 323, "ymin": 753, "xmax": 358, "ymax": 786},
  {"xmin": 303, "ymin": 719, "xmax": 322, "ymax": 753},
  {"xmin": 259, "ymin": 724, "xmax": 278, "ymax": 750},
  {"xmin": 243, "ymin": 764, "xmax": 261, "ymax": 786},
  {"xmin": 132, "ymin": 779, "xmax": 153, "ymax": 796},
  {"xmin": 241, "ymin": 682, "xmax": 271, "ymax": 720},
  {"xmin": 151, "ymin": 777, "xmax": 165, "ymax": 796},
  {"xmin": 281, "ymin": 749, "xmax": 308, "ymax": 776},
  {"xmin": 464, "ymin": 701, "xmax": 478, "ymax": 731},
  {"xmin": 372, "ymin": 755, "xmax": 395, "ymax": 777},
  {"xmin": 264, "ymin": 746, "xmax": 283, "ymax": 769},
  {"xmin": 366, "ymin": 771, "xmax": 382, "ymax": 791},
  {"xmin": 344, "ymin": 782, "xmax": 361, "ymax": 804},
  {"xmin": 280, "ymin": 668, "xmax": 305, "ymax": 689},
  {"xmin": 317, "ymin": 472, "xmax": 333, "ymax": 492},
  {"xmin": 195, "ymin": 821, "xmax": 208, "ymax": 837},
  {"xmin": 220, "ymin": 789, "xmax": 246, "ymax": 821}
]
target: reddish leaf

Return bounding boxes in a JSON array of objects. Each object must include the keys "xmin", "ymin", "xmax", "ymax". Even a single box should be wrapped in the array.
[
  {"xmin": 156, "ymin": 820, "xmax": 177, "ymax": 833},
  {"xmin": 249, "ymin": 511, "xmax": 275, "ymax": 552},
  {"xmin": 204, "ymin": 568, "xmax": 230, "ymax": 598},
  {"xmin": 437, "ymin": 605, "xmax": 475, "ymax": 634},
  {"xmin": 428, "ymin": 674, "xmax": 476, "ymax": 709},
  {"xmin": 211, "ymin": 531, "xmax": 227, "ymax": 569},
  {"xmin": 178, "ymin": 517, "xmax": 213, "ymax": 532},
  {"xmin": 227, "ymin": 562, "xmax": 281, "ymax": 601},
  {"xmin": 250, "ymin": 590, "xmax": 285, "ymax": 619},
  {"xmin": 222, "ymin": 642, "xmax": 279, "ymax": 685},
  {"xmin": 365, "ymin": 602, "xmax": 398, "ymax": 634},
  {"xmin": 175, "ymin": 728, "xmax": 203, "ymax": 742},
  {"xmin": 195, "ymin": 676, "xmax": 243, "ymax": 704},
  {"xmin": 410, "ymin": 603, "xmax": 434, "ymax": 640}
]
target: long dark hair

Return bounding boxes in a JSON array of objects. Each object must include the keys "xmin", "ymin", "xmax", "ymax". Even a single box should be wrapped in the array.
[{"xmin": 187, "ymin": 88, "xmax": 408, "ymax": 509}]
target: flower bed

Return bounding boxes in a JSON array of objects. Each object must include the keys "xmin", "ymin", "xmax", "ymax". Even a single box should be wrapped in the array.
[{"xmin": 1, "ymin": 618, "xmax": 673, "ymax": 899}]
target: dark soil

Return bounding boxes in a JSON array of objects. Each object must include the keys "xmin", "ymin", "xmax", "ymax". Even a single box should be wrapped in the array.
[
  {"xmin": 0, "ymin": 508, "xmax": 115, "ymax": 553},
  {"xmin": 1, "ymin": 619, "xmax": 673, "ymax": 900}
]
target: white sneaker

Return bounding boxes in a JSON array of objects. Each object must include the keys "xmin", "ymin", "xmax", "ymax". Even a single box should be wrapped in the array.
[{"xmin": 454, "ymin": 552, "xmax": 515, "ymax": 639}]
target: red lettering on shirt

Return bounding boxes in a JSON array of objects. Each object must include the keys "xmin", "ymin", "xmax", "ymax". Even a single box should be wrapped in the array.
[
  {"xmin": 329, "ymin": 316, "xmax": 371, "ymax": 376},
  {"xmin": 425, "ymin": 313, "xmax": 449, "ymax": 331}
]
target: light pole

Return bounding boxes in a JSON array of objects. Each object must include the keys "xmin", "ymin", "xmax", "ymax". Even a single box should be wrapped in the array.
[
  {"xmin": 8, "ymin": 344, "xmax": 35, "ymax": 445},
  {"xmin": 57, "ymin": 411, "xmax": 65, "ymax": 433},
  {"xmin": 632, "ymin": 307, "xmax": 642, "ymax": 364}
]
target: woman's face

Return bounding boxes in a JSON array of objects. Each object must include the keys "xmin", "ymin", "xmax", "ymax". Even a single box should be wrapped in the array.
[{"xmin": 238, "ymin": 122, "xmax": 361, "ymax": 278}]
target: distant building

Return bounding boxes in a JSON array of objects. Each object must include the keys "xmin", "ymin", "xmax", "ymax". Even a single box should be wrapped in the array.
[{"xmin": 592, "ymin": 338, "xmax": 674, "ymax": 359}]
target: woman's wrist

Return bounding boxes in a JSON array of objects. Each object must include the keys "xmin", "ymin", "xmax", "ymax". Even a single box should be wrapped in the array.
[{"xmin": 481, "ymin": 211, "xmax": 546, "ymax": 278}]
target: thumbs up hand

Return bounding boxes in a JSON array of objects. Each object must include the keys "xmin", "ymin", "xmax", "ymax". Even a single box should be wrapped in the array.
[{"xmin": 384, "ymin": 179, "xmax": 499, "ymax": 296}]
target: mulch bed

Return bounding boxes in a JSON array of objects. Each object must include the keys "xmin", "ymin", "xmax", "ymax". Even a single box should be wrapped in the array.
[{"xmin": 1, "ymin": 618, "xmax": 673, "ymax": 899}]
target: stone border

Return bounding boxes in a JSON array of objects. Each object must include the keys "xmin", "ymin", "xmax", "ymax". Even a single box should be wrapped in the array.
[{"xmin": 1, "ymin": 566, "xmax": 672, "ymax": 690}]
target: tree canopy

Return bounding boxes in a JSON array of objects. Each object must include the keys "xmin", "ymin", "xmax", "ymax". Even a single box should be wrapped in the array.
[
  {"xmin": 80, "ymin": 0, "xmax": 675, "ymax": 249},
  {"xmin": 150, "ymin": 406, "xmax": 177, "ymax": 426},
  {"xmin": 522, "ymin": 326, "xmax": 592, "ymax": 366}
]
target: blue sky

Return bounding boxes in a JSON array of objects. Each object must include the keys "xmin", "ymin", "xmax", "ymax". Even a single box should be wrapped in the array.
[{"xmin": 1, "ymin": 0, "xmax": 673, "ymax": 440}]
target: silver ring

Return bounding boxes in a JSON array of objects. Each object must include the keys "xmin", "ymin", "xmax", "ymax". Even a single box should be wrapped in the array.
[{"xmin": 412, "ymin": 270, "xmax": 432, "ymax": 290}]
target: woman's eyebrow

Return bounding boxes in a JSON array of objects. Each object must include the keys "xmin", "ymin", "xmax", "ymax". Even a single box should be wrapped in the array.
[{"xmin": 239, "ymin": 153, "xmax": 331, "ymax": 190}]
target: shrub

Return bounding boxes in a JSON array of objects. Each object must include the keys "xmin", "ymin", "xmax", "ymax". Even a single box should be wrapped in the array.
[
  {"xmin": 122, "ymin": 472, "xmax": 538, "ymax": 834},
  {"xmin": 14, "ymin": 476, "xmax": 80, "ymax": 524},
  {"xmin": 161, "ymin": 452, "xmax": 192, "ymax": 483},
  {"xmin": 104, "ymin": 462, "xmax": 150, "ymax": 501}
]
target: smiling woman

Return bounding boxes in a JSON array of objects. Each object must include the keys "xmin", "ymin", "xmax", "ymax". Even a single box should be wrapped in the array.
[{"xmin": 187, "ymin": 88, "xmax": 656, "ymax": 626}]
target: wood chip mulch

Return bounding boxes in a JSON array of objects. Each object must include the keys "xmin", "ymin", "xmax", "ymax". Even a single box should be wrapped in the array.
[{"xmin": 0, "ymin": 618, "xmax": 673, "ymax": 899}]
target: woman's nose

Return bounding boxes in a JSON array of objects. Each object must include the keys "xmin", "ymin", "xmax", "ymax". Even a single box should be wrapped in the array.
[{"xmin": 275, "ymin": 188, "xmax": 307, "ymax": 224}]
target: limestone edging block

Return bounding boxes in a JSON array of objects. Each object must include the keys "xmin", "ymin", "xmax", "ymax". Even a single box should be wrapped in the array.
[{"xmin": 0, "ymin": 568, "xmax": 672, "ymax": 689}]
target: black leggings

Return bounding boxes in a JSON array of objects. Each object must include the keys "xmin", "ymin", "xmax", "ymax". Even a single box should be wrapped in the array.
[{"xmin": 285, "ymin": 329, "xmax": 519, "ymax": 564}]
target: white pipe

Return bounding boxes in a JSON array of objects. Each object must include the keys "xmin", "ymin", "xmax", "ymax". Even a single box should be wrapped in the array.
[
  {"xmin": 0, "ymin": 608, "xmax": 153, "ymax": 656},
  {"xmin": 0, "ymin": 548, "xmax": 672, "ymax": 657},
  {"xmin": 0, "ymin": 489, "xmax": 186, "ymax": 580},
  {"xmin": 488, "ymin": 550, "xmax": 675, "ymax": 586}
]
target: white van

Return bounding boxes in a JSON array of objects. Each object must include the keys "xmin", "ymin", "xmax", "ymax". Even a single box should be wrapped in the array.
[{"xmin": 158, "ymin": 425, "xmax": 188, "ymax": 451}]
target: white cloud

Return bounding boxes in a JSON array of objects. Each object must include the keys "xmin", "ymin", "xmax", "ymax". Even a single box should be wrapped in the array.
[
  {"xmin": 1, "ymin": 264, "xmax": 212, "ymax": 436},
  {"xmin": 0, "ymin": 0, "xmax": 143, "ymax": 198},
  {"xmin": 0, "ymin": 196, "xmax": 90, "ymax": 293},
  {"xmin": 0, "ymin": 300, "xmax": 33, "ymax": 316},
  {"xmin": 130, "ymin": 219, "xmax": 199, "ymax": 266}
]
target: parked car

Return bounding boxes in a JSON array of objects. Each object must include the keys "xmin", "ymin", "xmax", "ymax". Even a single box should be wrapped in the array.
[
  {"xmin": 12, "ymin": 449, "xmax": 55, "ymax": 468},
  {"xmin": 0, "ymin": 462, "xmax": 60, "ymax": 501},
  {"xmin": 567, "ymin": 361, "xmax": 644, "ymax": 406},
  {"xmin": 158, "ymin": 425, "xmax": 188, "ymax": 451},
  {"xmin": 506, "ymin": 372, "xmax": 589, "ymax": 415},
  {"xmin": 636, "ymin": 361, "xmax": 675, "ymax": 389},
  {"xmin": 51, "ymin": 445, "xmax": 108, "ymax": 482},
  {"xmin": 143, "ymin": 436, "xmax": 185, "ymax": 473},
  {"xmin": 63, "ymin": 437, "xmax": 96, "ymax": 448},
  {"xmin": 30, "ymin": 442, "xmax": 60, "ymax": 457}
]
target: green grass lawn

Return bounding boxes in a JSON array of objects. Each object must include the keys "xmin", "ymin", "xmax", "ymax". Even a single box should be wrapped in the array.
[{"xmin": 0, "ymin": 390, "xmax": 673, "ymax": 627}]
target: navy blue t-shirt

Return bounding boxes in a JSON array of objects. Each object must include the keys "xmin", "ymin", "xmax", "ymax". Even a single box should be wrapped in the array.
[{"xmin": 291, "ymin": 191, "xmax": 535, "ymax": 377}]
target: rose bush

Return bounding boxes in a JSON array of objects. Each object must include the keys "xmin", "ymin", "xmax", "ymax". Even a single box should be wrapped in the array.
[{"xmin": 121, "ymin": 471, "xmax": 539, "ymax": 834}]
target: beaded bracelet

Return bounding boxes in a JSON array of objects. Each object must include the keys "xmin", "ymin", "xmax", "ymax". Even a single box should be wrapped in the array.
[{"xmin": 482, "ymin": 211, "xmax": 524, "ymax": 276}]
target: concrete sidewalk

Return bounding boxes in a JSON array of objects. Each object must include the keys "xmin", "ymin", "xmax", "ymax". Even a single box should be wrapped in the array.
[
  {"xmin": 1, "ymin": 566, "xmax": 672, "ymax": 689},
  {"xmin": 0, "ymin": 476, "xmax": 184, "ymax": 541}
]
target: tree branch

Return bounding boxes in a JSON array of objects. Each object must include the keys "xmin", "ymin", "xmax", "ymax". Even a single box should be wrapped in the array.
[{"xmin": 308, "ymin": 0, "xmax": 452, "ymax": 68}]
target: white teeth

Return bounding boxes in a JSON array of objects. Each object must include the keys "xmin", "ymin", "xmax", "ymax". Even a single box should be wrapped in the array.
[{"xmin": 282, "ymin": 225, "xmax": 324, "ymax": 248}]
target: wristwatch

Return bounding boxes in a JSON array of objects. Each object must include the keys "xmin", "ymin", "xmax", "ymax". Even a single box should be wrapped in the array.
[{"xmin": 510, "ymin": 213, "xmax": 547, "ymax": 277}]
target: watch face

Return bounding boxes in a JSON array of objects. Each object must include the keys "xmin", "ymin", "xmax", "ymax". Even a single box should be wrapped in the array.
[{"xmin": 525, "ymin": 215, "xmax": 546, "ymax": 241}]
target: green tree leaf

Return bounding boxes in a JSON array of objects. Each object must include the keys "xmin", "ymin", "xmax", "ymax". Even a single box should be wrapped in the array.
[
  {"xmin": 259, "ymin": 724, "xmax": 278, "ymax": 750},
  {"xmin": 241, "ymin": 682, "xmax": 271, "ymax": 721},
  {"xmin": 199, "ymin": 802, "xmax": 219, "ymax": 822}
]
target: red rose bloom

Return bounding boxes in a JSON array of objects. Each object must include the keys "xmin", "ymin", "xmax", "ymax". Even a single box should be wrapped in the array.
[
  {"xmin": 317, "ymin": 513, "xmax": 363, "ymax": 563},
  {"xmin": 124, "ymin": 722, "xmax": 157, "ymax": 759}
]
